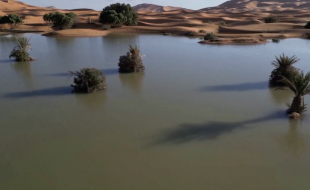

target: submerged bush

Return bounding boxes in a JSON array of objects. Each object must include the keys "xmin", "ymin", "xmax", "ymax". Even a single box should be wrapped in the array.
[
  {"xmin": 118, "ymin": 45, "xmax": 145, "ymax": 73},
  {"xmin": 204, "ymin": 32, "xmax": 218, "ymax": 41},
  {"xmin": 269, "ymin": 54, "xmax": 299, "ymax": 86},
  {"xmin": 264, "ymin": 15, "xmax": 278, "ymax": 23},
  {"xmin": 272, "ymin": 39, "xmax": 280, "ymax": 43},
  {"xmin": 70, "ymin": 68, "xmax": 107, "ymax": 93},
  {"xmin": 9, "ymin": 37, "xmax": 33, "ymax": 61},
  {"xmin": 184, "ymin": 31, "xmax": 197, "ymax": 36}
]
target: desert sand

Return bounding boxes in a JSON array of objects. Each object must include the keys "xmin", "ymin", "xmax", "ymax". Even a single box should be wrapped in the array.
[{"xmin": 1, "ymin": 0, "xmax": 310, "ymax": 43}]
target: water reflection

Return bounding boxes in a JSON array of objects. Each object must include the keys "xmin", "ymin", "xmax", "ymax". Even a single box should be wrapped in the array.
[
  {"xmin": 11, "ymin": 62, "xmax": 33, "ymax": 87},
  {"xmin": 269, "ymin": 87, "xmax": 293, "ymax": 105},
  {"xmin": 119, "ymin": 72, "xmax": 145, "ymax": 94},
  {"xmin": 279, "ymin": 119, "xmax": 307, "ymax": 157},
  {"xmin": 74, "ymin": 90, "xmax": 107, "ymax": 110}
]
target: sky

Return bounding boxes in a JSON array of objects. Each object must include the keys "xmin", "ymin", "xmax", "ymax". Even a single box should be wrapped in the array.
[{"xmin": 22, "ymin": 0, "xmax": 228, "ymax": 10}]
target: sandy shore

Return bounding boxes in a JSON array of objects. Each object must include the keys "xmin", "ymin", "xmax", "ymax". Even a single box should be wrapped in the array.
[{"xmin": 1, "ymin": 0, "xmax": 310, "ymax": 43}]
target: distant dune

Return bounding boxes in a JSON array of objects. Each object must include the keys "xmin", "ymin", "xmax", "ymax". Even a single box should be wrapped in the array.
[
  {"xmin": 134, "ymin": 3, "xmax": 191, "ymax": 12},
  {"xmin": 0, "ymin": 0, "xmax": 309, "ymax": 41}
]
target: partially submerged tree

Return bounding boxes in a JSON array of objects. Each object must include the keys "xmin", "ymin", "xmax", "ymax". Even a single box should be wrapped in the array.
[
  {"xmin": 204, "ymin": 32, "xmax": 218, "ymax": 41},
  {"xmin": 99, "ymin": 3, "xmax": 138, "ymax": 28},
  {"xmin": 118, "ymin": 45, "xmax": 145, "ymax": 73},
  {"xmin": 269, "ymin": 54, "xmax": 299, "ymax": 86},
  {"xmin": 70, "ymin": 68, "xmax": 107, "ymax": 93},
  {"xmin": 9, "ymin": 37, "xmax": 33, "ymax": 61},
  {"xmin": 278, "ymin": 70, "xmax": 310, "ymax": 114},
  {"xmin": 0, "ymin": 14, "xmax": 23, "ymax": 29}
]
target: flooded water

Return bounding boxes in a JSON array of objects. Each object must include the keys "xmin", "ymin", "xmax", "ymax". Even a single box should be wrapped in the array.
[{"xmin": 1, "ymin": 34, "xmax": 310, "ymax": 190}]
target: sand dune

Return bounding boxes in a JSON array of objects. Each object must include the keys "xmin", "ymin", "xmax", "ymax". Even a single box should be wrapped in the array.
[
  {"xmin": 133, "ymin": 3, "xmax": 190, "ymax": 12},
  {"xmin": 1, "ymin": 0, "xmax": 310, "ymax": 41}
]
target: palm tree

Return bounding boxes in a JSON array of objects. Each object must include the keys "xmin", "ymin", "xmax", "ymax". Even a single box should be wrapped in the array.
[
  {"xmin": 269, "ymin": 54, "xmax": 299, "ymax": 86},
  {"xmin": 279, "ymin": 70, "xmax": 310, "ymax": 114},
  {"xmin": 9, "ymin": 36, "xmax": 33, "ymax": 61},
  {"xmin": 118, "ymin": 45, "xmax": 145, "ymax": 73}
]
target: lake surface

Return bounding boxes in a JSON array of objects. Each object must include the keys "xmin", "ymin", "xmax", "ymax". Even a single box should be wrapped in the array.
[{"xmin": 1, "ymin": 34, "xmax": 310, "ymax": 190}]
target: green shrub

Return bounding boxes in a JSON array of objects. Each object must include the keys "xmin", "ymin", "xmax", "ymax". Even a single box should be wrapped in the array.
[
  {"xmin": 204, "ymin": 32, "xmax": 218, "ymax": 41},
  {"xmin": 43, "ymin": 12, "xmax": 73, "ymax": 29},
  {"xmin": 304, "ymin": 21, "xmax": 310, "ymax": 29},
  {"xmin": 218, "ymin": 21, "xmax": 226, "ymax": 26},
  {"xmin": 99, "ymin": 3, "xmax": 138, "ymax": 27},
  {"xmin": 118, "ymin": 45, "xmax": 145, "ymax": 73},
  {"xmin": 163, "ymin": 32, "xmax": 172, "ymax": 36},
  {"xmin": 272, "ymin": 39, "xmax": 280, "ymax": 43},
  {"xmin": 264, "ymin": 15, "xmax": 278, "ymax": 23},
  {"xmin": 9, "ymin": 37, "xmax": 33, "ymax": 62},
  {"xmin": 0, "ymin": 14, "xmax": 23, "ymax": 29},
  {"xmin": 184, "ymin": 31, "xmax": 197, "ymax": 36},
  {"xmin": 70, "ymin": 68, "xmax": 107, "ymax": 93}
]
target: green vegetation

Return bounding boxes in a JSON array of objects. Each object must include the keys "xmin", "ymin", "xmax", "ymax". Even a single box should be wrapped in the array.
[
  {"xmin": 99, "ymin": 3, "xmax": 138, "ymax": 28},
  {"xmin": 70, "ymin": 68, "xmax": 107, "ymax": 93},
  {"xmin": 264, "ymin": 15, "xmax": 278, "ymax": 23},
  {"xmin": 305, "ymin": 21, "xmax": 310, "ymax": 29},
  {"xmin": 269, "ymin": 54, "xmax": 299, "ymax": 86},
  {"xmin": 204, "ymin": 32, "xmax": 218, "ymax": 41},
  {"xmin": 43, "ymin": 12, "xmax": 75, "ymax": 29},
  {"xmin": 278, "ymin": 71, "xmax": 310, "ymax": 114},
  {"xmin": 184, "ymin": 31, "xmax": 197, "ymax": 36},
  {"xmin": 9, "ymin": 37, "xmax": 33, "ymax": 62},
  {"xmin": 199, "ymin": 30, "xmax": 207, "ymax": 33},
  {"xmin": 218, "ymin": 21, "xmax": 226, "ymax": 26},
  {"xmin": 0, "ymin": 14, "xmax": 23, "ymax": 29},
  {"xmin": 118, "ymin": 45, "xmax": 145, "ymax": 73},
  {"xmin": 272, "ymin": 39, "xmax": 280, "ymax": 43}
]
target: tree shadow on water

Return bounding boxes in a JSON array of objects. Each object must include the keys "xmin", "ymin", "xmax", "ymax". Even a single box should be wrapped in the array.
[
  {"xmin": 198, "ymin": 81, "xmax": 268, "ymax": 92},
  {"xmin": 147, "ymin": 110, "xmax": 286, "ymax": 146},
  {"xmin": 2, "ymin": 86, "xmax": 72, "ymax": 99},
  {"xmin": 45, "ymin": 68, "xmax": 119, "ymax": 77}
]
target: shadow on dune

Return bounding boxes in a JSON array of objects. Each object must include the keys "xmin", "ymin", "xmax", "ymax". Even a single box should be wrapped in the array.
[
  {"xmin": 45, "ymin": 68, "xmax": 119, "ymax": 77},
  {"xmin": 146, "ymin": 110, "xmax": 286, "ymax": 147},
  {"xmin": 198, "ymin": 81, "xmax": 268, "ymax": 92},
  {"xmin": 3, "ymin": 86, "xmax": 72, "ymax": 98}
]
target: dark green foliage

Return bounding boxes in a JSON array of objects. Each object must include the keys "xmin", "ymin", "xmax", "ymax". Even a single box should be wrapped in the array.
[
  {"xmin": 0, "ymin": 14, "xmax": 23, "ymax": 29},
  {"xmin": 199, "ymin": 30, "xmax": 206, "ymax": 33},
  {"xmin": 43, "ymin": 12, "xmax": 73, "ymax": 29},
  {"xmin": 264, "ymin": 15, "xmax": 278, "ymax": 23},
  {"xmin": 269, "ymin": 54, "xmax": 299, "ymax": 86},
  {"xmin": 304, "ymin": 21, "xmax": 310, "ymax": 29},
  {"xmin": 204, "ymin": 32, "xmax": 218, "ymax": 41},
  {"xmin": 99, "ymin": 3, "xmax": 138, "ymax": 27},
  {"xmin": 278, "ymin": 71, "xmax": 310, "ymax": 114},
  {"xmin": 118, "ymin": 45, "xmax": 145, "ymax": 73},
  {"xmin": 9, "ymin": 37, "xmax": 33, "ymax": 62},
  {"xmin": 70, "ymin": 68, "xmax": 107, "ymax": 93},
  {"xmin": 65, "ymin": 12, "xmax": 78, "ymax": 21},
  {"xmin": 272, "ymin": 39, "xmax": 280, "ymax": 43},
  {"xmin": 184, "ymin": 31, "xmax": 197, "ymax": 36}
]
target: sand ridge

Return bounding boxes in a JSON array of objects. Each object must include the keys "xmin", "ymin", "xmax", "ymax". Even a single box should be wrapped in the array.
[{"xmin": 0, "ymin": 0, "xmax": 310, "ymax": 41}]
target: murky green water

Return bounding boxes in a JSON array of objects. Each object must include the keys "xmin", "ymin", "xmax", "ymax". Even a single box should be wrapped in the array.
[{"xmin": 1, "ymin": 34, "xmax": 310, "ymax": 190}]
